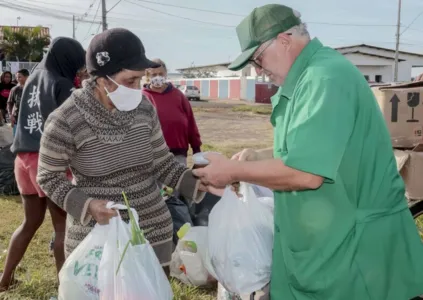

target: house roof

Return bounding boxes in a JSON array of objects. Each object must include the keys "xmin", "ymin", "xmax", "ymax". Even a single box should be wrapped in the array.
[
  {"xmin": 335, "ymin": 44, "xmax": 423, "ymax": 58},
  {"xmin": 177, "ymin": 44, "xmax": 422, "ymax": 71},
  {"xmin": 342, "ymin": 50, "xmax": 406, "ymax": 62}
]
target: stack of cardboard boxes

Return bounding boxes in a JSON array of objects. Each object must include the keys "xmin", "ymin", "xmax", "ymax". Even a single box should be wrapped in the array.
[{"xmin": 372, "ymin": 82, "xmax": 423, "ymax": 205}]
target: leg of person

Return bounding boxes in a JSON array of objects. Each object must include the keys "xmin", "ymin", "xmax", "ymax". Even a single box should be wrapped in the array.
[
  {"xmin": 0, "ymin": 109, "xmax": 4, "ymax": 126},
  {"xmin": 0, "ymin": 153, "xmax": 49, "ymax": 291},
  {"xmin": 174, "ymin": 155, "xmax": 187, "ymax": 166},
  {"xmin": 46, "ymin": 199, "xmax": 66, "ymax": 275},
  {"xmin": 0, "ymin": 109, "xmax": 6, "ymax": 123},
  {"xmin": 27, "ymin": 152, "xmax": 67, "ymax": 276},
  {"xmin": 0, "ymin": 195, "xmax": 47, "ymax": 290},
  {"xmin": 163, "ymin": 266, "xmax": 170, "ymax": 278}
]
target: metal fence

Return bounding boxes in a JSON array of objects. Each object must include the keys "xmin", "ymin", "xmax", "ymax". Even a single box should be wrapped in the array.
[{"xmin": 0, "ymin": 61, "xmax": 39, "ymax": 74}]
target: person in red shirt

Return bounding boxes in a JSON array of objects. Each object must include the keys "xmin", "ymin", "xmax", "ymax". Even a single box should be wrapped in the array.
[{"xmin": 143, "ymin": 59, "xmax": 202, "ymax": 165}]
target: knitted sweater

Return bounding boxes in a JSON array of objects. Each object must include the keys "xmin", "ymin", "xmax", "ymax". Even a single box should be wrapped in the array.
[{"xmin": 37, "ymin": 81, "xmax": 203, "ymax": 265}]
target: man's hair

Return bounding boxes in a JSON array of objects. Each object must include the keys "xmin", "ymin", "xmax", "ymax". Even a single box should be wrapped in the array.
[
  {"xmin": 285, "ymin": 9, "xmax": 310, "ymax": 40},
  {"xmin": 17, "ymin": 69, "xmax": 30, "ymax": 77},
  {"xmin": 286, "ymin": 23, "xmax": 310, "ymax": 39}
]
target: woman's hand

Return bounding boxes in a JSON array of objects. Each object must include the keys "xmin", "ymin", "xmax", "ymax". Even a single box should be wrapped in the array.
[
  {"xmin": 88, "ymin": 199, "xmax": 118, "ymax": 225},
  {"xmin": 231, "ymin": 148, "xmax": 258, "ymax": 161}
]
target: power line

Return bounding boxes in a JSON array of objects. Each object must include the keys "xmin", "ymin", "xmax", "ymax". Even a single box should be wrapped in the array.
[
  {"xmin": 3, "ymin": 0, "xmax": 140, "ymax": 25},
  {"xmin": 12, "ymin": 0, "xmax": 148, "ymax": 20},
  {"xmin": 131, "ymin": 0, "xmax": 245, "ymax": 17},
  {"xmin": 125, "ymin": 0, "xmax": 235, "ymax": 28},
  {"xmin": 82, "ymin": 0, "xmax": 102, "ymax": 42},
  {"xmin": 0, "ymin": 0, "xmax": 101, "ymax": 24},
  {"xmin": 128, "ymin": 0, "xmax": 404, "ymax": 28},
  {"xmin": 75, "ymin": 0, "xmax": 98, "ymax": 31},
  {"xmin": 401, "ymin": 10, "xmax": 423, "ymax": 35},
  {"xmin": 108, "ymin": 0, "xmax": 123, "ymax": 13}
]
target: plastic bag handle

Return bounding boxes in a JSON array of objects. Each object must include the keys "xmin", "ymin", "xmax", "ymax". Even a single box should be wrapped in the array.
[
  {"xmin": 106, "ymin": 201, "xmax": 140, "ymax": 228},
  {"xmin": 237, "ymin": 182, "xmax": 255, "ymax": 202}
]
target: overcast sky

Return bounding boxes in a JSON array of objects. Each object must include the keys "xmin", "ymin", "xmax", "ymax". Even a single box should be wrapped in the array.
[{"xmin": 1, "ymin": 0, "xmax": 423, "ymax": 74}]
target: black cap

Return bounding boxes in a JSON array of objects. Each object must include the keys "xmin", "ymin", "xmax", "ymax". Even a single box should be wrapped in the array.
[{"xmin": 86, "ymin": 28, "xmax": 160, "ymax": 77}]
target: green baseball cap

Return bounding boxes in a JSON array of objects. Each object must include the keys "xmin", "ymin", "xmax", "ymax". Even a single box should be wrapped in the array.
[{"xmin": 228, "ymin": 4, "xmax": 301, "ymax": 71}]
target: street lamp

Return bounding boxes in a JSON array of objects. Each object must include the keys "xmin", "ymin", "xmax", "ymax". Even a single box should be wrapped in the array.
[{"xmin": 16, "ymin": 17, "xmax": 21, "ymax": 27}]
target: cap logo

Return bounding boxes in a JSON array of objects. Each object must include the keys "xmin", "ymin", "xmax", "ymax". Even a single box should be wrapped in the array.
[{"xmin": 96, "ymin": 51, "xmax": 110, "ymax": 67}]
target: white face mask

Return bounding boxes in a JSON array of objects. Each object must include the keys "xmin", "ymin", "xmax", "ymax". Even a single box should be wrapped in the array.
[
  {"xmin": 104, "ymin": 76, "xmax": 142, "ymax": 111},
  {"xmin": 151, "ymin": 75, "xmax": 166, "ymax": 88}
]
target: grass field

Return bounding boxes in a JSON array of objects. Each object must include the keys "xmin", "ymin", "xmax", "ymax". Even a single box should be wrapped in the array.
[{"xmin": 0, "ymin": 105, "xmax": 274, "ymax": 300}]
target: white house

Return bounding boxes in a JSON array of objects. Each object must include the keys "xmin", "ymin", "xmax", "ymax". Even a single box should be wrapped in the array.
[
  {"xmin": 167, "ymin": 72, "xmax": 184, "ymax": 81},
  {"xmin": 176, "ymin": 44, "xmax": 423, "ymax": 83},
  {"xmin": 336, "ymin": 44, "xmax": 423, "ymax": 83}
]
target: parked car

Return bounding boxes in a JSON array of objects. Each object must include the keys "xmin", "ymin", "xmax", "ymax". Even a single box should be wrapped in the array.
[{"xmin": 179, "ymin": 85, "xmax": 200, "ymax": 101}]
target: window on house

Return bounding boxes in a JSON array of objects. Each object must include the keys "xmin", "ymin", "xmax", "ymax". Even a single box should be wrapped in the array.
[
  {"xmin": 364, "ymin": 75, "xmax": 370, "ymax": 81},
  {"xmin": 375, "ymin": 75, "xmax": 382, "ymax": 83}
]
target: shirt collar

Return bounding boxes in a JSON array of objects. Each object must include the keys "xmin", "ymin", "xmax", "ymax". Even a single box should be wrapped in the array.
[{"xmin": 277, "ymin": 38, "xmax": 323, "ymax": 100}]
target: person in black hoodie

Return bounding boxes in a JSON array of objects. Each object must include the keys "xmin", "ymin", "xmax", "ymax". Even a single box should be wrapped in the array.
[
  {"xmin": 0, "ymin": 37, "xmax": 85, "ymax": 291},
  {"xmin": 0, "ymin": 71, "xmax": 16, "ymax": 125}
]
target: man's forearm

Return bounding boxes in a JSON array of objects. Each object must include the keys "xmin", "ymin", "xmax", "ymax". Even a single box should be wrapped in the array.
[
  {"xmin": 256, "ymin": 147, "xmax": 273, "ymax": 160},
  {"xmin": 231, "ymin": 159, "xmax": 323, "ymax": 191}
]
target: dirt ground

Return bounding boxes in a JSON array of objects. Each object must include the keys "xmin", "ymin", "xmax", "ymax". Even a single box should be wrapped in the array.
[{"xmin": 192, "ymin": 105, "xmax": 274, "ymax": 159}]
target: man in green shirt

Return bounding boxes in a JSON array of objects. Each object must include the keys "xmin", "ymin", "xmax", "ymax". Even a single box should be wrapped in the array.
[{"xmin": 194, "ymin": 4, "xmax": 423, "ymax": 300}]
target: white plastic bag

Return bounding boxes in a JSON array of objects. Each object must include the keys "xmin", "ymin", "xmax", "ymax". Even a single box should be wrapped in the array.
[
  {"xmin": 58, "ymin": 223, "xmax": 109, "ymax": 300},
  {"xmin": 170, "ymin": 224, "xmax": 215, "ymax": 286},
  {"xmin": 98, "ymin": 203, "xmax": 173, "ymax": 300},
  {"xmin": 207, "ymin": 183, "xmax": 274, "ymax": 295}
]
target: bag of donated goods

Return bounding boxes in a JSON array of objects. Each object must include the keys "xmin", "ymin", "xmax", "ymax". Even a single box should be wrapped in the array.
[
  {"xmin": 58, "ymin": 221, "xmax": 108, "ymax": 299},
  {"xmin": 98, "ymin": 200, "xmax": 173, "ymax": 300},
  {"xmin": 170, "ymin": 224, "xmax": 216, "ymax": 286},
  {"xmin": 207, "ymin": 183, "xmax": 274, "ymax": 295}
]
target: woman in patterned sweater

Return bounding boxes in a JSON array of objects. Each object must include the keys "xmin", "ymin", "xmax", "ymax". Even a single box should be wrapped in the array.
[{"xmin": 36, "ymin": 28, "xmax": 205, "ymax": 271}]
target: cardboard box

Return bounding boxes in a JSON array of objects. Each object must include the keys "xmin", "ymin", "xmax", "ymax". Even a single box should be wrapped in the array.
[
  {"xmin": 394, "ymin": 144, "xmax": 423, "ymax": 200},
  {"xmin": 372, "ymin": 82, "xmax": 423, "ymax": 148}
]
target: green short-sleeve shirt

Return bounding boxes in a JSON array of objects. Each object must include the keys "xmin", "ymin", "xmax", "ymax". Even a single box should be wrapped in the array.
[{"xmin": 270, "ymin": 38, "xmax": 423, "ymax": 300}]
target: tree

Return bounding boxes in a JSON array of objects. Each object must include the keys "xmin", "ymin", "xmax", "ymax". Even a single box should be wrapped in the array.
[{"xmin": 0, "ymin": 26, "xmax": 50, "ymax": 62}]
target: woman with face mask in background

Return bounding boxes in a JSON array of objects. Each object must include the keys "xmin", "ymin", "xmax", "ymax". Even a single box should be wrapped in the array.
[
  {"xmin": 36, "ymin": 28, "xmax": 206, "ymax": 274},
  {"xmin": 143, "ymin": 59, "xmax": 202, "ymax": 166}
]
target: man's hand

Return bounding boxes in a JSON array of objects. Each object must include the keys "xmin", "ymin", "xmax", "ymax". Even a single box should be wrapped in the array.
[
  {"xmin": 193, "ymin": 153, "xmax": 238, "ymax": 188},
  {"xmin": 10, "ymin": 116, "xmax": 15, "ymax": 126},
  {"xmin": 88, "ymin": 199, "xmax": 118, "ymax": 225},
  {"xmin": 198, "ymin": 182, "xmax": 225, "ymax": 197},
  {"xmin": 231, "ymin": 148, "xmax": 258, "ymax": 161},
  {"xmin": 232, "ymin": 147, "xmax": 273, "ymax": 161}
]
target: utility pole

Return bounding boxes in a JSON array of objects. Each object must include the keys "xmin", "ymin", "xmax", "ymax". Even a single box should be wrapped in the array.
[
  {"xmin": 394, "ymin": 0, "xmax": 402, "ymax": 82},
  {"xmin": 72, "ymin": 15, "xmax": 76, "ymax": 39},
  {"xmin": 101, "ymin": 0, "xmax": 108, "ymax": 32}
]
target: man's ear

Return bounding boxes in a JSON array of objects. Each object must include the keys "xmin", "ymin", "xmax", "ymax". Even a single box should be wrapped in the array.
[{"xmin": 276, "ymin": 32, "xmax": 292, "ymax": 47}]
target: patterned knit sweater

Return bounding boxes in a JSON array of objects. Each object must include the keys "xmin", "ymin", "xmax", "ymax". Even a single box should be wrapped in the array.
[{"xmin": 37, "ymin": 81, "xmax": 203, "ymax": 265}]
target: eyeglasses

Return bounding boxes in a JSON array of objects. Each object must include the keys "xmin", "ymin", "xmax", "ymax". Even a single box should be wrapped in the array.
[{"xmin": 249, "ymin": 34, "xmax": 292, "ymax": 69}]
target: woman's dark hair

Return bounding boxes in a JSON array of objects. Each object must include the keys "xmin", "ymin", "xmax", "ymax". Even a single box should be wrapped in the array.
[
  {"xmin": 0, "ymin": 71, "xmax": 13, "ymax": 83},
  {"xmin": 17, "ymin": 69, "xmax": 30, "ymax": 77},
  {"xmin": 90, "ymin": 68, "xmax": 122, "ymax": 81}
]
